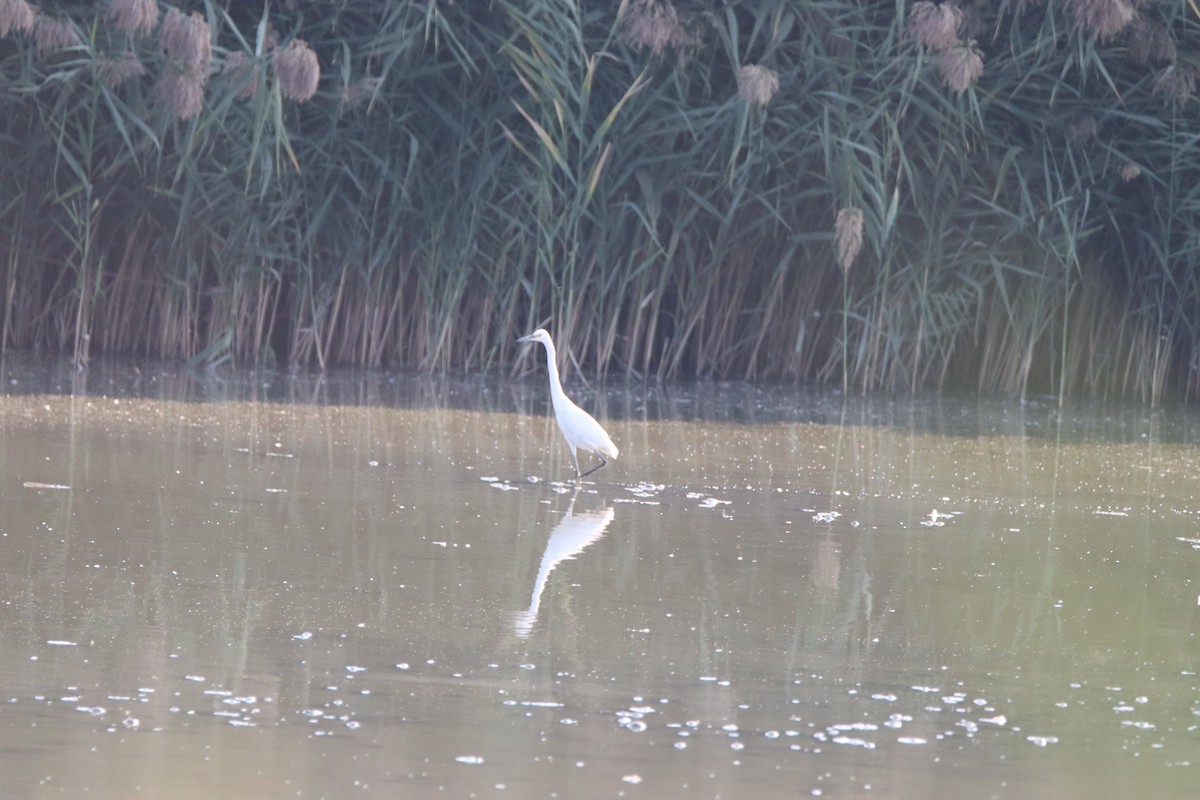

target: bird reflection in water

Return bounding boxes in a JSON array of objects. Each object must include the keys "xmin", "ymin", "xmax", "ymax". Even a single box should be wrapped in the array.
[{"xmin": 512, "ymin": 492, "xmax": 615, "ymax": 638}]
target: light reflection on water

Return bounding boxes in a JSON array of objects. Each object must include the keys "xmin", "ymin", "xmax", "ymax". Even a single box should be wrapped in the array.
[{"xmin": 0, "ymin": 363, "xmax": 1197, "ymax": 798}]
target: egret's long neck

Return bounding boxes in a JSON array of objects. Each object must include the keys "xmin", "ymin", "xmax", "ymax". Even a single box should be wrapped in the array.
[{"xmin": 543, "ymin": 339, "xmax": 567, "ymax": 408}]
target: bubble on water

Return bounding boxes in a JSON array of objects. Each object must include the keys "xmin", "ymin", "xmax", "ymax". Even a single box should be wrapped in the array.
[
  {"xmin": 121, "ymin": 717, "xmax": 139, "ymax": 729},
  {"xmin": 898, "ymin": 736, "xmax": 927, "ymax": 745},
  {"xmin": 1027, "ymin": 735, "xmax": 1059, "ymax": 747},
  {"xmin": 871, "ymin": 693, "xmax": 897, "ymax": 702},
  {"xmin": 980, "ymin": 715, "xmax": 1007, "ymax": 726},
  {"xmin": 674, "ymin": 741, "xmax": 687, "ymax": 750},
  {"xmin": 184, "ymin": 675, "xmax": 206, "ymax": 682},
  {"xmin": 622, "ymin": 774, "xmax": 642, "ymax": 784},
  {"xmin": 395, "ymin": 663, "xmax": 410, "ymax": 670},
  {"xmin": 455, "ymin": 755, "xmax": 484, "ymax": 765},
  {"xmin": 831, "ymin": 736, "xmax": 875, "ymax": 749},
  {"xmin": 46, "ymin": 640, "xmax": 77, "ymax": 646},
  {"xmin": 764, "ymin": 730, "xmax": 780, "ymax": 739},
  {"xmin": 346, "ymin": 665, "xmax": 366, "ymax": 673}
]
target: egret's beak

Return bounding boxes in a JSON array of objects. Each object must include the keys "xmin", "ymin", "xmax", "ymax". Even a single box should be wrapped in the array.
[{"xmin": 517, "ymin": 332, "xmax": 536, "ymax": 343}]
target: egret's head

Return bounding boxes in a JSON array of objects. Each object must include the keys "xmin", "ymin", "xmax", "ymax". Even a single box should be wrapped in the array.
[{"xmin": 517, "ymin": 328, "xmax": 550, "ymax": 345}]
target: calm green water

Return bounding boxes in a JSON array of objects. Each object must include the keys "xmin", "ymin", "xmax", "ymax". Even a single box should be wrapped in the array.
[{"xmin": 0, "ymin": 362, "xmax": 1197, "ymax": 798}]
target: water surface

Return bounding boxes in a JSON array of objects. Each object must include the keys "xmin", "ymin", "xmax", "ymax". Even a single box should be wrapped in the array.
[{"xmin": 0, "ymin": 361, "xmax": 1197, "ymax": 798}]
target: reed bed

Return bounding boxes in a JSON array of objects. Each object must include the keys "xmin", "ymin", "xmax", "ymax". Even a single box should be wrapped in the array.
[{"xmin": 0, "ymin": 1, "xmax": 1198, "ymax": 402}]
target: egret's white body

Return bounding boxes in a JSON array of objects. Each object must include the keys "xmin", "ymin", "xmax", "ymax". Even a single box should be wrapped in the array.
[{"xmin": 518, "ymin": 328, "xmax": 618, "ymax": 481}]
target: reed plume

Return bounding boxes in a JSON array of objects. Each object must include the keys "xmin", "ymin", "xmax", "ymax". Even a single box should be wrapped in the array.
[
  {"xmin": 908, "ymin": 1, "xmax": 962, "ymax": 52},
  {"xmin": 1119, "ymin": 163, "xmax": 1142, "ymax": 182},
  {"xmin": 273, "ymin": 39, "xmax": 320, "ymax": 102},
  {"xmin": 1066, "ymin": 114, "xmax": 1098, "ymax": 142},
  {"xmin": 33, "ymin": 15, "xmax": 81, "ymax": 57},
  {"xmin": 1152, "ymin": 64, "xmax": 1198, "ymax": 101},
  {"xmin": 221, "ymin": 51, "xmax": 259, "ymax": 100},
  {"xmin": 619, "ymin": 0, "xmax": 696, "ymax": 57},
  {"xmin": 107, "ymin": 0, "xmax": 157, "ymax": 38},
  {"xmin": 154, "ymin": 9, "xmax": 212, "ymax": 120},
  {"xmin": 159, "ymin": 8, "xmax": 212, "ymax": 78},
  {"xmin": 1065, "ymin": 0, "xmax": 1134, "ymax": 42},
  {"xmin": 737, "ymin": 64, "xmax": 780, "ymax": 107},
  {"xmin": 155, "ymin": 68, "xmax": 204, "ymax": 119},
  {"xmin": 0, "ymin": 0, "xmax": 34, "ymax": 37},
  {"xmin": 95, "ymin": 52, "xmax": 147, "ymax": 89},
  {"xmin": 1126, "ymin": 17, "xmax": 1175, "ymax": 66},
  {"xmin": 834, "ymin": 206, "xmax": 864, "ymax": 274},
  {"xmin": 939, "ymin": 40, "xmax": 984, "ymax": 94},
  {"xmin": 342, "ymin": 76, "xmax": 383, "ymax": 109}
]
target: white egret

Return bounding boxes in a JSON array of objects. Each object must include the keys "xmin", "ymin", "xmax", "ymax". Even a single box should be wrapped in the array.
[{"xmin": 518, "ymin": 328, "xmax": 618, "ymax": 481}]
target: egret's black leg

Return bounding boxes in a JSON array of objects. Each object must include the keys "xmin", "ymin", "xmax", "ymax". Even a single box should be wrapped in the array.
[{"xmin": 579, "ymin": 455, "xmax": 608, "ymax": 479}]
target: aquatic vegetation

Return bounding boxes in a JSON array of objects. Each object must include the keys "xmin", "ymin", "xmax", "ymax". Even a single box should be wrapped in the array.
[{"xmin": 0, "ymin": 2, "xmax": 1199, "ymax": 402}]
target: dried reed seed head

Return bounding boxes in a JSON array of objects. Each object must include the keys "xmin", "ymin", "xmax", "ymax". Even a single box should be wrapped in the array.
[
  {"xmin": 1066, "ymin": 0, "xmax": 1135, "ymax": 42},
  {"xmin": 939, "ymin": 40, "xmax": 984, "ymax": 94},
  {"xmin": 908, "ymin": 1, "xmax": 963, "ymax": 52},
  {"xmin": 222, "ymin": 51, "xmax": 260, "ymax": 99},
  {"xmin": 342, "ymin": 76, "xmax": 383, "ymax": 109},
  {"xmin": 1119, "ymin": 163, "xmax": 1142, "ymax": 182},
  {"xmin": 1152, "ymin": 64, "xmax": 1199, "ymax": 101},
  {"xmin": 34, "ymin": 15, "xmax": 82, "ymax": 57},
  {"xmin": 834, "ymin": 206, "xmax": 865, "ymax": 274},
  {"xmin": 95, "ymin": 51, "xmax": 147, "ymax": 88},
  {"xmin": 107, "ymin": 0, "xmax": 158, "ymax": 38},
  {"xmin": 620, "ymin": 0, "xmax": 697, "ymax": 57},
  {"xmin": 1126, "ymin": 16, "xmax": 1175, "ymax": 66},
  {"xmin": 0, "ymin": 0, "xmax": 35, "ymax": 38},
  {"xmin": 159, "ymin": 8, "xmax": 212, "ymax": 79},
  {"xmin": 737, "ymin": 64, "xmax": 780, "ymax": 107},
  {"xmin": 273, "ymin": 39, "xmax": 320, "ymax": 102},
  {"xmin": 1065, "ymin": 114, "xmax": 1098, "ymax": 142},
  {"xmin": 155, "ymin": 68, "xmax": 204, "ymax": 120}
]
